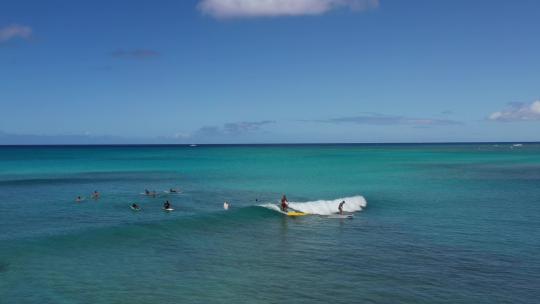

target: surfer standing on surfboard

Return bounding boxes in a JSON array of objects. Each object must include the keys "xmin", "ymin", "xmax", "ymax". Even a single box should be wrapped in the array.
[
  {"xmin": 281, "ymin": 195, "xmax": 288, "ymax": 212},
  {"xmin": 338, "ymin": 201, "xmax": 345, "ymax": 214},
  {"xmin": 163, "ymin": 200, "xmax": 171, "ymax": 210}
]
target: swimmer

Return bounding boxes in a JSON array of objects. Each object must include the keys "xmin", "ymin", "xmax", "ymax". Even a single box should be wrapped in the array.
[{"xmin": 92, "ymin": 190, "xmax": 100, "ymax": 200}]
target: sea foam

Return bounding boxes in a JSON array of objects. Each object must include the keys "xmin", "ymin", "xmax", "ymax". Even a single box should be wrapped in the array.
[{"xmin": 261, "ymin": 195, "xmax": 367, "ymax": 215}]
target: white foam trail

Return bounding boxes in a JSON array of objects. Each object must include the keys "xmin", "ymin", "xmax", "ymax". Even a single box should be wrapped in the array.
[{"xmin": 260, "ymin": 195, "xmax": 367, "ymax": 215}]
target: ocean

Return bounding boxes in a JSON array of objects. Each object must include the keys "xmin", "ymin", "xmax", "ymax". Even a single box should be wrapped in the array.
[{"xmin": 0, "ymin": 144, "xmax": 539, "ymax": 303}]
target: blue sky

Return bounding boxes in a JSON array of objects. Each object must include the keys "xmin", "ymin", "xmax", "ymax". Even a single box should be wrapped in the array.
[{"xmin": 1, "ymin": 0, "xmax": 540, "ymax": 144}]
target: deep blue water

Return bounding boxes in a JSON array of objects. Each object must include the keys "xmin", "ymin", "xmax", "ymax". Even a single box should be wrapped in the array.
[{"xmin": 0, "ymin": 144, "xmax": 539, "ymax": 303}]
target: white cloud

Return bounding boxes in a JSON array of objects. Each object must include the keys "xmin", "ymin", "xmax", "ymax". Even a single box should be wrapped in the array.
[
  {"xmin": 489, "ymin": 100, "xmax": 540, "ymax": 122},
  {"xmin": 0, "ymin": 24, "xmax": 32, "ymax": 43},
  {"xmin": 198, "ymin": 0, "xmax": 378, "ymax": 18}
]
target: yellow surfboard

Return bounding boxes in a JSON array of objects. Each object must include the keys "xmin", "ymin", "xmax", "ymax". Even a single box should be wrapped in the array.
[{"xmin": 287, "ymin": 211, "xmax": 308, "ymax": 217}]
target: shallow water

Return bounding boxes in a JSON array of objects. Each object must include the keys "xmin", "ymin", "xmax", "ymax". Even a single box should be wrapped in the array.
[{"xmin": 0, "ymin": 144, "xmax": 539, "ymax": 303}]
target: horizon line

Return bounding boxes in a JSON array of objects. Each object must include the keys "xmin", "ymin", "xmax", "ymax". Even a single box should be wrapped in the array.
[{"xmin": 0, "ymin": 141, "xmax": 538, "ymax": 147}]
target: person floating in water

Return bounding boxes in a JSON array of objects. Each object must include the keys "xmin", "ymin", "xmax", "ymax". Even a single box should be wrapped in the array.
[
  {"xmin": 75, "ymin": 196, "xmax": 83, "ymax": 202},
  {"xmin": 223, "ymin": 201, "xmax": 229, "ymax": 210},
  {"xmin": 163, "ymin": 200, "xmax": 171, "ymax": 210},
  {"xmin": 92, "ymin": 190, "xmax": 100, "ymax": 200},
  {"xmin": 281, "ymin": 194, "xmax": 288, "ymax": 212},
  {"xmin": 131, "ymin": 203, "xmax": 140, "ymax": 210},
  {"xmin": 338, "ymin": 201, "xmax": 346, "ymax": 215},
  {"xmin": 169, "ymin": 188, "xmax": 179, "ymax": 193}
]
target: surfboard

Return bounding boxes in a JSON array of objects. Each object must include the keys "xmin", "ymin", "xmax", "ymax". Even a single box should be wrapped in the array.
[
  {"xmin": 163, "ymin": 208, "xmax": 174, "ymax": 212},
  {"xmin": 163, "ymin": 191, "xmax": 182, "ymax": 194},
  {"xmin": 325, "ymin": 214, "xmax": 354, "ymax": 219},
  {"xmin": 287, "ymin": 211, "xmax": 308, "ymax": 217},
  {"xmin": 130, "ymin": 206, "xmax": 141, "ymax": 211}
]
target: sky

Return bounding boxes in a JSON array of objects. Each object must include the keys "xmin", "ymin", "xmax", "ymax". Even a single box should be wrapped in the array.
[{"xmin": 1, "ymin": 0, "xmax": 540, "ymax": 144}]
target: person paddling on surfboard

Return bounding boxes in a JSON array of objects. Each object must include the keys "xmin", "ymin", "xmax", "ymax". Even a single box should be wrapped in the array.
[
  {"xmin": 131, "ymin": 203, "xmax": 140, "ymax": 210},
  {"xmin": 281, "ymin": 194, "xmax": 289, "ymax": 212},
  {"xmin": 338, "ymin": 201, "xmax": 345, "ymax": 215},
  {"xmin": 163, "ymin": 200, "xmax": 171, "ymax": 210}
]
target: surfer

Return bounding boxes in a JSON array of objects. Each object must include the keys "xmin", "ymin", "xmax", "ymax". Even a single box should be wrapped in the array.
[
  {"xmin": 169, "ymin": 188, "xmax": 178, "ymax": 193},
  {"xmin": 281, "ymin": 194, "xmax": 288, "ymax": 212},
  {"xmin": 131, "ymin": 203, "xmax": 140, "ymax": 210},
  {"xmin": 163, "ymin": 200, "xmax": 171, "ymax": 210},
  {"xmin": 144, "ymin": 189, "xmax": 150, "ymax": 196},
  {"xmin": 92, "ymin": 190, "xmax": 100, "ymax": 200},
  {"xmin": 75, "ymin": 196, "xmax": 83, "ymax": 202},
  {"xmin": 223, "ymin": 201, "xmax": 229, "ymax": 210},
  {"xmin": 338, "ymin": 201, "xmax": 345, "ymax": 214}
]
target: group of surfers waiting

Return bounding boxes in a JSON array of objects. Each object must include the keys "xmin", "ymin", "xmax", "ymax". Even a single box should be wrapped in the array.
[
  {"xmin": 75, "ymin": 190, "xmax": 101, "ymax": 202},
  {"xmin": 130, "ymin": 200, "xmax": 172, "ymax": 211},
  {"xmin": 75, "ymin": 188, "xmax": 180, "ymax": 211},
  {"xmin": 143, "ymin": 188, "xmax": 180, "ymax": 197},
  {"xmin": 136, "ymin": 188, "xmax": 179, "ymax": 211}
]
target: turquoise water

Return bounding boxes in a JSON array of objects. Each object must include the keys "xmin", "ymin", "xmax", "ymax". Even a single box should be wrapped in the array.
[{"xmin": 0, "ymin": 144, "xmax": 539, "ymax": 303}]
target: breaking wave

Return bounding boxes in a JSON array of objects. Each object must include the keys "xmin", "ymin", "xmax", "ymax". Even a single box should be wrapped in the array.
[{"xmin": 260, "ymin": 195, "xmax": 367, "ymax": 215}]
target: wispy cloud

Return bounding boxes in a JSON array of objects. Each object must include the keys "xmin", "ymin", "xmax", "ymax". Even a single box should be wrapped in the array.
[
  {"xmin": 194, "ymin": 120, "xmax": 276, "ymax": 137},
  {"xmin": 0, "ymin": 24, "xmax": 32, "ymax": 43},
  {"xmin": 198, "ymin": 0, "xmax": 378, "ymax": 19},
  {"xmin": 311, "ymin": 113, "xmax": 460, "ymax": 126},
  {"xmin": 489, "ymin": 100, "xmax": 540, "ymax": 122},
  {"xmin": 223, "ymin": 120, "xmax": 275, "ymax": 133},
  {"xmin": 0, "ymin": 121, "xmax": 275, "ymax": 144},
  {"xmin": 111, "ymin": 49, "xmax": 160, "ymax": 59}
]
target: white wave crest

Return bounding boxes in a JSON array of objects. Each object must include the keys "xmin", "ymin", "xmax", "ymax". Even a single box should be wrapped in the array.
[{"xmin": 260, "ymin": 195, "xmax": 367, "ymax": 215}]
